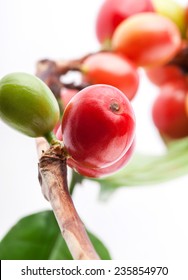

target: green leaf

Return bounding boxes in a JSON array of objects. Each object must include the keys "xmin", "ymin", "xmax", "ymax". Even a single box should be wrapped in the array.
[
  {"xmin": 0, "ymin": 210, "xmax": 111, "ymax": 260},
  {"xmin": 94, "ymin": 138, "xmax": 188, "ymax": 198}
]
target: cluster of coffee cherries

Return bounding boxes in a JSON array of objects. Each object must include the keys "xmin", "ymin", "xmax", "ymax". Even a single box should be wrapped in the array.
[
  {"xmin": 58, "ymin": 0, "xmax": 188, "ymax": 139},
  {"xmin": 55, "ymin": 0, "xmax": 188, "ymax": 175},
  {"xmin": 92, "ymin": 0, "xmax": 188, "ymax": 141},
  {"xmin": 1, "ymin": 0, "xmax": 188, "ymax": 179}
]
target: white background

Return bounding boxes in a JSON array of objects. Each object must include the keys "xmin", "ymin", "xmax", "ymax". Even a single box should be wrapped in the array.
[{"xmin": 0, "ymin": 0, "xmax": 188, "ymax": 260}]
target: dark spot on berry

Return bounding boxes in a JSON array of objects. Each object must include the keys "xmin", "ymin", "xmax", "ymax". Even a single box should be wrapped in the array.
[{"xmin": 110, "ymin": 102, "xmax": 120, "ymax": 112}]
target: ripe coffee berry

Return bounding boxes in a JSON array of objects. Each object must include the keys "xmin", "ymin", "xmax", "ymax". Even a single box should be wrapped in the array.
[
  {"xmin": 152, "ymin": 79, "xmax": 188, "ymax": 139},
  {"xmin": 61, "ymin": 84, "xmax": 135, "ymax": 169},
  {"xmin": 81, "ymin": 52, "xmax": 139, "ymax": 100},
  {"xmin": 112, "ymin": 13, "xmax": 181, "ymax": 67}
]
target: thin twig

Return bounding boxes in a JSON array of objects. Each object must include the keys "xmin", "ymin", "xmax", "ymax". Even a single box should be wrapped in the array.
[
  {"xmin": 36, "ymin": 138, "xmax": 100, "ymax": 260},
  {"xmin": 35, "ymin": 55, "xmax": 91, "ymax": 98}
]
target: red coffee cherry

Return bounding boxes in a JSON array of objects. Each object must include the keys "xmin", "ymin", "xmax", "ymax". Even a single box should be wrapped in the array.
[
  {"xmin": 61, "ymin": 84, "xmax": 135, "ymax": 169},
  {"xmin": 112, "ymin": 13, "xmax": 181, "ymax": 67},
  {"xmin": 81, "ymin": 52, "xmax": 139, "ymax": 100},
  {"xmin": 152, "ymin": 79, "xmax": 188, "ymax": 139}
]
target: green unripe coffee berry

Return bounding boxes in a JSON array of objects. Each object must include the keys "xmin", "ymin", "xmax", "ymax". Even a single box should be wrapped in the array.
[{"xmin": 0, "ymin": 72, "xmax": 60, "ymax": 138}]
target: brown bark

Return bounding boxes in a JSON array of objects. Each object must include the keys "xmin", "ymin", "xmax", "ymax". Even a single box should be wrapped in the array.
[{"xmin": 37, "ymin": 139, "xmax": 100, "ymax": 260}]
